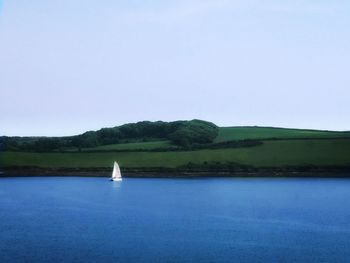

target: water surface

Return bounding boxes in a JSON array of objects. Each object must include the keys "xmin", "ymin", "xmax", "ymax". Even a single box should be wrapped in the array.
[{"xmin": 1, "ymin": 177, "xmax": 350, "ymax": 262}]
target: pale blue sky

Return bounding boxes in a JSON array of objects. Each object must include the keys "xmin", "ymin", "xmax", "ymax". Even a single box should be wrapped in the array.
[{"xmin": 1, "ymin": 0, "xmax": 349, "ymax": 136}]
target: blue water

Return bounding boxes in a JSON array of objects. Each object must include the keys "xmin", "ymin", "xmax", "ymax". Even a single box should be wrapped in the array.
[{"xmin": 1, "ymin": 177, "xmax": 350, "ymax": 262}]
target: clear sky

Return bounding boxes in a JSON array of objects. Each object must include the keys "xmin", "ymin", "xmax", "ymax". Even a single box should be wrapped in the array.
[{"xmin": 1, "ymin": 0, "xmax": 349, "ymax": 136}]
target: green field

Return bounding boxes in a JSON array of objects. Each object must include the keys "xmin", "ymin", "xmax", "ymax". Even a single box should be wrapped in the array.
[
  {"xmin": 3, "ymin": 139, "xmax": 350, "ymax": 169},
  {"xmin": 83, "ymin": 140, "xmax": 173, "ymax": 151},
  {"xmin": 215, "ymin": 127, "xmax": 350, "ymax": 142},
  {"xmin": 3, "ymin": 126, "xmax": 350, "ymax": 172},
  {"xmin": 60, "ymin": 127, "xmax": 350, "ymax": 152}
]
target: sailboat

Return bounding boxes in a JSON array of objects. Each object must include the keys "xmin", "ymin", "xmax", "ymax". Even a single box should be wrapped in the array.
[{"xmin": 111, "ymin": 161, "xmax": 122, "ymax": 181}]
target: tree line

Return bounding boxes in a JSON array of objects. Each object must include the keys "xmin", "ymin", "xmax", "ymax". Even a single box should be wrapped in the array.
[{"xmin": 2, "ymin": 119, "xmax": 219, "ymax": 152}]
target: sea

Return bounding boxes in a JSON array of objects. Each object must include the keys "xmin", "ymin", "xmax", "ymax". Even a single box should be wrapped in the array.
[{"xmin": 1, "ymin": 177, "xmax": 350, "ymax": 263}]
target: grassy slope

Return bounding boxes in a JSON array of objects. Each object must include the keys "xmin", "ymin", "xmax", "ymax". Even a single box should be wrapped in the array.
[
  {"xmin": 83, "ymin": 140, "xmax": 172, "ymax": 151},
  {"xmin": 60, "ymin": 127, "xmax": 350, "ymax": 152},
  {"xmin": 3, "ymin": 139, "xmax": 350, "ymax": 168},
  {"xmin": 215, "ymin": 127, "xmax": 350, "ymax": 142}
]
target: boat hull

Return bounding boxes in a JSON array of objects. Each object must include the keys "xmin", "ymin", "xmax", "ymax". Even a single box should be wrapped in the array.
[{"xmin": 111, "ymin": 178, "xmax": 122, "ymax": 181}]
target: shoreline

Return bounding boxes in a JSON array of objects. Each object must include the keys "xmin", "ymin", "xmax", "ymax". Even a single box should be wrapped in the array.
[{"xmin": 2, "ymin": 166, "xmax": 350, "ymax": 178}]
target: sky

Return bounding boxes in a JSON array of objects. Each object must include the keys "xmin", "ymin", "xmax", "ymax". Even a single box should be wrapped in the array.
[{"xmin": 1, "ymin": 0, "xmax": 349, "ymax": 136}]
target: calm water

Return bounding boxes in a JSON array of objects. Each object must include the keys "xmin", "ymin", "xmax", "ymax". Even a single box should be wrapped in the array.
[{"xmin": 1, "ymin": 177, "xmax": 350, "ymax": 263}]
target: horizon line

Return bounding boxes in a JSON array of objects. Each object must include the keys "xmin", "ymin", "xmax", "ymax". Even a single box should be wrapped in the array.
[{"xmin": 1, "ymin": 121, "xmax": 349, "ymax": 137}]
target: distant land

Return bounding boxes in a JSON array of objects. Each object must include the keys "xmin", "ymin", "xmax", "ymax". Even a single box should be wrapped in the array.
[{"xmin": 1, "ymin": 120, "xmax": 350, "ymax": 177}]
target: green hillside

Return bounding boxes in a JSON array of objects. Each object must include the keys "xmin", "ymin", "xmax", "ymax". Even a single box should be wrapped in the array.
[
  {"xmin": 2, "ymin": 120, "xmax": 219, "ymax": 152},
  {"xmin": 3, "ymin": 139, "xmax": 350, "ymax": 169},
  {"xmin": 57, "ymin": 127, "xmax": 350, "ymax": 152},
  {"xmin": 2, "ymin": 124, "xmax": 350, "ymax": 175},
  {"xmin": 83, "ymin": 140, "xmax": 173, "ymax": 151},
  {"xmin": 215, "ymin": 127, "xmax": 350, "ymax": 142}
]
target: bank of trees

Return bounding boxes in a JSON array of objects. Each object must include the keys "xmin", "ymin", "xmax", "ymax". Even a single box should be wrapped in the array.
[{"xmin": 2, "ymin": 120, "xmax": 219, "ymax": 152}]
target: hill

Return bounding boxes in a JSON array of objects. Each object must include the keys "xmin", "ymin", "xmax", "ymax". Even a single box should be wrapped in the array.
[
  {"xmin": 3, "ymin": 139, "xmax": 350, "ymax": 168},
  {"xmin": 1, "ymin": 121, "xmax": 350, "ymax": 177},
  {"xmin": 215, "ymin": 126, "xmax": 350, "ymax": 142},
  {"xmin": 1, "ymin": 119, "xmax": 218, "ymax": 152}
]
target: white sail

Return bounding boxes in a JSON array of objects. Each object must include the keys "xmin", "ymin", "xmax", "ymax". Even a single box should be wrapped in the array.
[{"xmin": 111, "ymin": 161, "xmax": 122, "ymax": 181}]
